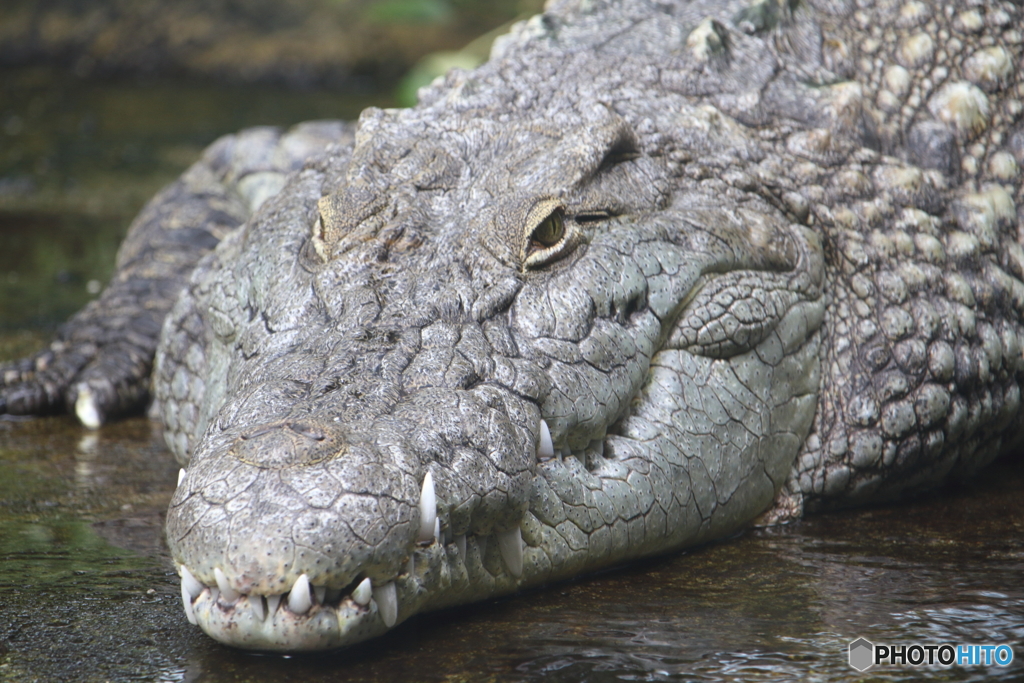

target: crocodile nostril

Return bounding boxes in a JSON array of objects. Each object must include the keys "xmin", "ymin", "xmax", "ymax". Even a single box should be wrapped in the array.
[
  {"xmin": 230, "ymin": 421, "xmax": 339, "ymax": 468},
  {"xmin": 240, "ymin": 425, "xmax": 277, "ymax": 440},
  {"xmin": 239, "ymin": 422, "xmax": 326, "ymax": 441},
  {"xmin": 287, "ymin": 422, "xmax": 326, "ymax": 441}
]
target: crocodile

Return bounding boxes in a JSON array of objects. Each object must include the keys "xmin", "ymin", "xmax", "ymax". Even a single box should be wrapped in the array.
[{"xmin": 2, "ymin": 0, "xmax": 1023, "ymax": 653}]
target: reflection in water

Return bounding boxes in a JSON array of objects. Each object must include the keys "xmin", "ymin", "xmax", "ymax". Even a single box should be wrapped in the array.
[
  {"xmin": 1, "ymin": 415, "xmax": 1020, "ymax": 682},
  {"xmin": 75, "ymin": 432, "xmax": 100, "ymax": 489}
]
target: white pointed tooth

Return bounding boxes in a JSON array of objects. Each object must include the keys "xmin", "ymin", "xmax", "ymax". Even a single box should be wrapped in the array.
[
  {"xmin": 314, "ymin": 584, "xmax": 326, "ymax": 605},
  {"xmin": 181, "ymin": 582, "xmax": 197, "ymax": 625},
  {"xmin": 538, "ymin": 420, "xmax": 555, "ymax": 459},
  {"xmin": 214, "ymin": 567, "xmax": 240, "ymax": 603},
  {"xmin": 434, "ymin": 517, "xmax": 441, "ymax": 545},
  {"xmin": 180, "ymin": 565, "xmax": 203, "ymax": 599},
  {"xmin": 373, "ymin": 581, "xmax": 398, "ymax": 628},
  {"xmin": 455, "ymin": 534, "xmax": 467, "ymax": 558},
  {"xmin": 288, "ymin": 574, "xmax": 313, "ymax": 614},
  {"xmin": 251, "ymin": 595, "xmax": 265, "ymax": 621},
  {"xmin": 177, "ymin": 468, "xmax": 186, "ymax": 487},
  {"xmin": 352, "ymin": 577, "xmax": 372, "ymax": 606},
  {"xmin": 497, "ymin": 526, "xmax": 523, "ymax": 578},
  {"xmin": 418, "ymin": 471, "xmax": 437, "ymax": 543},
  {"xmin": 267, "ymin": 594, "xmax": 282, "ymax": 615}
]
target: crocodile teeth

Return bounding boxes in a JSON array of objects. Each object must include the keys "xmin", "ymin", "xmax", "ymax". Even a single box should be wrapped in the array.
[
  {"xmin": 214, "ymin": 567, "xmax": 240, "ymax": 603},
  {"xmin": 251, "ymin": 595, "xmax": 265, "ymax": 621},
  {"xmin": 455, "ymin": 534, "xmax": 467, "ymax": 558},
  {"xmin": 538, "ymin": 420, "xmax": 555, "ymax": 460},
  {"xmin": 267, "ymin": 594, "xmax": 282, "ymax": 615},
  {"xmin": 373, "ymin": 581, "xmax": 398, "ymax": 628},
  {"xmin": 181, "ymin": 583, "xmax": 197, "ymax": 625},
  {"xmin": 418, "ymin": 471, "xmax": 437, "ymax": 543},
  {"xmin": 177, "ymin": 469, "xmax": 186, "ymax": 486},
  {"xmin": 434, "ymin": 517, "xmax": 442, "ymax": 545},
  {"xmin": 180, "ymin": 565, "xmax": 203, "ymax": 599},
  {"xmin": 313, "ymin": 584, "xmax": 326, "ymax": 605},
  {"xmin": 497, "ymin": 526, "xmax": 523, "ymax": 578},
  {"xmin": 288, "ymin": 574, "xmax": 312, "ymax": 614},
  {"xmin": 352, "ymin": 577, "xmax": 372, "ymax": 606}
]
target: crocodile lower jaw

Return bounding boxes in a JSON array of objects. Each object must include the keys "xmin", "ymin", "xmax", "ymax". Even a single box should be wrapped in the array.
[
  {"xmin": 178, "ymin": 524, "xmax": 528, "ymax": 651},
  {"xmin": 184, "ymin": 575, "xmax": 389, "ymax": 651}
]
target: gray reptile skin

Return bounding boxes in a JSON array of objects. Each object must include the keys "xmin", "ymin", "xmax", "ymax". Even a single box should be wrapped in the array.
[{"xmin": 2, "ymin": 0, "xmax": 1023, "ymax": 652}]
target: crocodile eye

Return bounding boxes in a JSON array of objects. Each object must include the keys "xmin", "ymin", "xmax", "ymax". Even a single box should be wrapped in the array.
[
  {"xmin": 529, "ymin": 210, "xmax": 565, "ymax": 251},
  {"xmin": 523, "ymin": 202, "xmax": 579, "ymax": 270}
]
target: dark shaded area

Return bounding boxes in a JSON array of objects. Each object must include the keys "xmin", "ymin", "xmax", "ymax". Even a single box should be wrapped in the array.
[{"xmin": 0, "ymin": 212, "xmax": 123, "ymax": 330}]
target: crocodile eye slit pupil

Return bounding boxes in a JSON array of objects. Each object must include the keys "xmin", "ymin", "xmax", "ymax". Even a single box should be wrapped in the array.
[{"xmin": 530, "ymin": 210, "xmax": 565, "ymax": 250}]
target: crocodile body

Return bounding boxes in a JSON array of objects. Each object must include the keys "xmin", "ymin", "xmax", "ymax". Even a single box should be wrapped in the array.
[{"xmin": 2, "ymin": 0, "xmax": 1023, "ymax": 652}]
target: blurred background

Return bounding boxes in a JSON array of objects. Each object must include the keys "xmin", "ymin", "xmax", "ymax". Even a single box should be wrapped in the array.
[{"xmin": 0, "ymin": 0, "xmax": 542, "ymax": 342}]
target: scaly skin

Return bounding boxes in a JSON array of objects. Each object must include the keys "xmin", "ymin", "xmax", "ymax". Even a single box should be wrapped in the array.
[{"xmin": 3, "ymin": 0, "xmax": 1024, "ymax": 652}]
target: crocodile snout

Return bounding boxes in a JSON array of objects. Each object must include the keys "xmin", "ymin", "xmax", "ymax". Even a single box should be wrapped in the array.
[{"xmin": 165, "ymin": 380, "xmax": 539, "ymax": 650}]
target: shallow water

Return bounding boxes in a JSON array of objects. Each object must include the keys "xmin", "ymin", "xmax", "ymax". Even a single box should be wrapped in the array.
[{"xmin": 0, "ymin": 66, "xmax": 1023, "ymax": 682}]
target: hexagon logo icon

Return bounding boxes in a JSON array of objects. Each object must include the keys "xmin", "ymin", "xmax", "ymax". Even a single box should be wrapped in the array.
[{"xmin": 849, "ymin": 638, "xmax": 874, "ymax": 671}]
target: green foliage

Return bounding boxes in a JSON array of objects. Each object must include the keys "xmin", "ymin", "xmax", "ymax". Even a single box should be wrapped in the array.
[
  {"xmin": 395, "ymin": 50, "xmax": 483, "ymax": 106},
  {"xmin": 363, "ymin": 0, "xmax": 453, "ymax": 24}
]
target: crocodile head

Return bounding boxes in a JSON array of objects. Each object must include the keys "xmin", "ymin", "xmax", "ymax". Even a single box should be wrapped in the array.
[{"xmin": 161, "ymin": 5, "xmax": 828, "ymax": 651}]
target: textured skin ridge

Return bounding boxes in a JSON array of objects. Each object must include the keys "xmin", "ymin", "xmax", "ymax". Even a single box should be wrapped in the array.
[{"xmin": 2, "ymin": 0, "xmax": 1023, "ymax": 652}]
